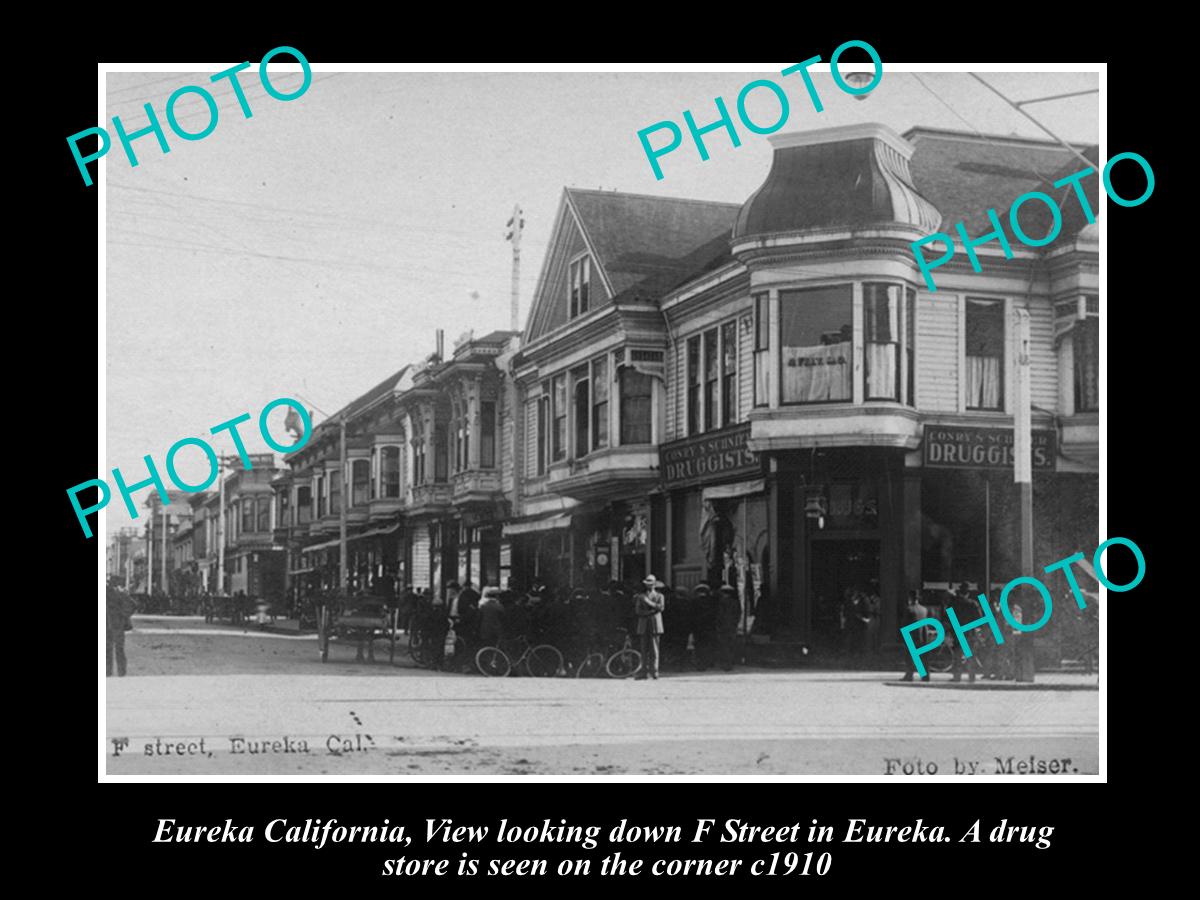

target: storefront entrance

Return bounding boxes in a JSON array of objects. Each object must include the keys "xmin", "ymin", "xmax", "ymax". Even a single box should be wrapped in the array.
[{"xmin": 808, "ymin": 537, "xmax": 880, "ymax": 653}]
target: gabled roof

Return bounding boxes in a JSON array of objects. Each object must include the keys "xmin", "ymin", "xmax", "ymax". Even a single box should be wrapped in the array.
[
  {"xmin": 567, "ymin": 189, "xmax": 741, "ymax": 302},
  {"xmin": 904, "ymin": 128, "xmax": 1099, "ymax": 237},
  {"xmin": 525, "ymin": 189, "xmax": 740, "ymax": 342}
]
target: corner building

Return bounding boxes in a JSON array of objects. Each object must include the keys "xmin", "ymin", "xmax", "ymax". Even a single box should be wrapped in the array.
[{"xmin": 655, "ymin": 124, "xmax": 1099, "ymax": 654}]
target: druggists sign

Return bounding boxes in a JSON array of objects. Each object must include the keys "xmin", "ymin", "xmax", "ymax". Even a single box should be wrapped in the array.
[
  {"xmin": 923, "ymin": 424, "xmax": 1055, "ymax": 470},
  {"xmin": 660, "ymin": 422, "xmax": 762, "ymax": 489}
]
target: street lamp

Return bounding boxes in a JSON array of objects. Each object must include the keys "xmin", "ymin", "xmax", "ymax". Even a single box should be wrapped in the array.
[{"xmin": 844, "ymin": 71, "xmax": 876, "ymax": 99}]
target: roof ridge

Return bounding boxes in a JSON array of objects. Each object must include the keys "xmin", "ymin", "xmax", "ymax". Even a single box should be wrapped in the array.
[
  {"xmin": 903, "ymin": 125, "xmax": 1095, "ymax": 152},
  {"xmin": 565, "ymin": 186, "xmax": 742, "ymax": 208}
]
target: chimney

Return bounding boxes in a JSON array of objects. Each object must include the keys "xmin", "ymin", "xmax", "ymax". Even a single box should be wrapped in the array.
[{"xmin": 435, "ymin": 329, "xmax": 444, "ymax": 362}]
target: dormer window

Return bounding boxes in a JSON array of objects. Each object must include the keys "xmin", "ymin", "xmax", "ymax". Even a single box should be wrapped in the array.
[{"xmin": 569, "ymin": 255, "xmax": 591, "ymax": 319}]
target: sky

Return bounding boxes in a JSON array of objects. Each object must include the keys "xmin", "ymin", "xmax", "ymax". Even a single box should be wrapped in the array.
[{"xmin": 102, "ymin": 66, "xmax": 1100, "ymax": 534}]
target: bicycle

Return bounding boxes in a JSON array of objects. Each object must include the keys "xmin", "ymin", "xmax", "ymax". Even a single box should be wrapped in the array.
[
  {"xmin": 476, "ymin": 635, "xmax": 563, "ymax": 678},
  {"xmin": 604, "ymin": 628, "xmax": 642, "ymax": 679}
]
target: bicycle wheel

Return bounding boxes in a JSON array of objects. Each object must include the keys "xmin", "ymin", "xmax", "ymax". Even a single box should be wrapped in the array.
[
  {"xmin": 575, "ymin": 653, "xmax": 606, "ymax": 679},
  {"xmin": 606, "ymin": 648, "xmax": 642, "ymax": 679},
  {"xmin": 525, "ymin": 644, "xmax": 564, "ymax": 678},
  {"xmin": 476, "ymin": 646, "xmax": 511, "ymax": 678},
  {"xmin": 926, "ymin": 642, "xmax": 955, "ymax": 674}
]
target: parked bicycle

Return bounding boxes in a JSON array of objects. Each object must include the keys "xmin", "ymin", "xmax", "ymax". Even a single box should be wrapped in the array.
[
  {"xmin": 476, "ymin": 635, "xmax": 563, "ymax": 678},
  {"xmin": 574, "ymin": 627, "xmax": 642, "ymax": 679}
]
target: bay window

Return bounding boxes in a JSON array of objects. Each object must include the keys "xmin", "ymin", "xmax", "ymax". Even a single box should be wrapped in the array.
[
  {"xmin": 297, "ymin": 485, "xmax": 312, "ymax": 524},
  {"xmin": 480, "ymin": 402, "xmax": 496, "ymax": 469},
  {"xmin": 1073, "ymin": 295, "xmax": 1099, "ymax": 413},
  {"xmin": 620, "ymin": 367, "xmax": 653, "ymax": 445},
  {"xmin": 573, "ymin": 364, "xmax": 590, "ymax": 457},
  {"xmin": 780, "ymin": 285, "xmax": 853, "ymax": 404},
  {"xmin": 864, "ymin": 283, "xmax": 901, "ymax": 401},
  {"xmin": 754, "ymin": 293, "xmax": 769, "ymax": 407},
  {"xmin": 592, "ymin": 358, "xmax": 609, "ymax": 450},
  {"xmin": 352, "ymin": 459, "xmax": 370, "ymax": 507},
  {"xmin": 965, "ymin": 297, "xmax": 1005, "ymax": 411}
]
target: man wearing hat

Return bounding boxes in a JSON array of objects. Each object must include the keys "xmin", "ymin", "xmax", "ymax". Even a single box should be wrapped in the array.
[{"xmin": 634, "ymin": 576, "xmax": 666, "ymax": 680}]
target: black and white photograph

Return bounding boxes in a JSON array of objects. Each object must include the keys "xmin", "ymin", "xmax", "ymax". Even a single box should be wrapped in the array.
[{"xmin": 96, "ymin": 62, "xmax": 1106, "ymax": 779}]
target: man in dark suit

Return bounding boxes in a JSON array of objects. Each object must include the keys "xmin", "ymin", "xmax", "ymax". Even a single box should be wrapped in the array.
[
  {"xmin": 899, "ymin": 590, "xmax": 932, "ymax": 682},
  {"xmin": 634, "ymin": 576, "xmax": 665, "ymax": 680},
  {"xmin": 106, "ymin": 584, "xmax": 136, "ymax": 677}
]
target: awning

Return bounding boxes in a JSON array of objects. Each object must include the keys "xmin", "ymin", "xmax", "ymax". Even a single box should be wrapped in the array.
[
  {"xmin": 702, "ymin": 478, "xmax": 765, "ymax": 501},
  {"xmin": 301, "ymin": 537, "xmax": 340, "ymax": 553},
  {"xmin": 502, "ymin": 512, "xmax": 573, "ymax": 537},
  {"xmin": 348, "ymin": 522, "xmax": 401, "ymax": 543},
  {"xmin": 287, "ymin": 567, "xmax": 316, "ymax": 576}
]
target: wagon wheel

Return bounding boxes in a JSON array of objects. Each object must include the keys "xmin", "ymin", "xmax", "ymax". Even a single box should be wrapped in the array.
[{"xmin": 317, "ymin": 605, "xmax": 329, "ymax": 662}]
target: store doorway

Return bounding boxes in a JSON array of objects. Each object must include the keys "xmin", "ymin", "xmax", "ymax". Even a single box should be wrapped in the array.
[{"xmin": 808, "ymin": 538, "xmax": 880, "ymax": 654}]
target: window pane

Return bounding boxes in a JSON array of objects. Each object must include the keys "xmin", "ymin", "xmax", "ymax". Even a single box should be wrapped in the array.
[
  {"xmin": 779, "ymin": 285, "xmax": 853, "ymax": 403},
  {"xmin": 722, "ymin": 321, "xmax": 737, "ymax": 425},
  {"xmin": 754, "ymin": 294, "xmax": 769, "ymax": 350},
  {"xmin": 330, "ymin": 470, "xmax": 341, "ymax": 514},
  {"xmin": 965, "ymin": 298, "xmax": 1005, "ymax": 410},
  {"xmin": 258, "ymin": 496, "xmax": 270, "ymax": 532},
  {"xmin": 905, "ymin": 288, "xmax": 916, "ymax": 407},
  {"xmin": 620, "ymin": 369, "xmax": 653, "ymax": 445},
  {"xmin": 580, "ymin": 257, "xmax": 590, "ymax": 312},
  {"xmin": 864, "ymin": 283, "xmax": 900, "ymax": 400},
  {"xmin": 480, "ymin": 402, "xmax": 496, "ymax": 469},
  {"xmin": 537, "ymin": 396, "xmax": 547, "ymax": 474},
  {"xmin": 704, "ymin": 328, "xmax": 719, "ymax": 430},
  {"xmin": 382, "ymin": 446, "xmax": 401, "ymax": 497},
  {"xmin": 434, "ymin": 425, "xmax": 448, "ymax": 482},
  {"xmin": 242, "ymin": 501, "xmax": 254, "ymax": 532},
  {"xmin": 687, "ymin": 336, "xmax": 700, "ymax": 434},
  {"xmin": 573, "ymin": 366, "xmax": 590, "ymax": 457},
  {"xmin": 553, "ymin": 375, "xmax": 567, "ymax": 460},
  {"xmin": 592, "ymin": 358, "xmax": 608, "ymax": 450},
  {"xmin": 1074, "ymin": 316, "xmax": 1099, "ymax": 412},
  {"xmin": 352, "ymin": 460, "xmax": 370, "ymax": 506}
]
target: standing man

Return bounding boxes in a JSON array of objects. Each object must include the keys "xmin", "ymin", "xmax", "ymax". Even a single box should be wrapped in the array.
[
  {"xmin": 106, "ymin": 583, "xmax": 136, "ymax": 677},
  {"xmin": 634, "ymin": 575, "xmax": 665, "ymax": 680},
  {"xmin": 899, "ymin": 590, "xmax": 932, "ymax": 682}
]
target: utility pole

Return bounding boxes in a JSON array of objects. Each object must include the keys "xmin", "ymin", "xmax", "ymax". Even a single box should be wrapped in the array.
[
  {"xmin": 161, "ymin": 506, "xmax": 169, "ymax": 600},
  {"xmin": 217, "ymin": 457, "xmax": 226, "ymax": 594},
  {"xmin": 1013, "ymin": 307, "xmax": 1035, "ymax": 683},
  {"xmin": 505, "ymin": 205, "xmax": 524, "ymax": 334}
]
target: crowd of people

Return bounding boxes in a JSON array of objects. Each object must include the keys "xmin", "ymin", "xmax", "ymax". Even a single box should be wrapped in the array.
[
  {"xmin": 900, "ymin": 583, "xmax": 1040, "ymax": 683},
  {"xmin": 391, "ymin": 577, "xmax": 746, "ymax": 678}
]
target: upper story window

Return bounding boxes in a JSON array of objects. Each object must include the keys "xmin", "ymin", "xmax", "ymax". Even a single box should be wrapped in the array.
[
  {"xmin": 620, "ymin": 366, "xmax": 653, "ymax": 445},
  {"xmin": 380, "ymin": 446, "xmax": 402, "ymax": 496},
  {"xmin": 315, "ymin": 474, "xmax": 325, "ymax": 518},
  {"xmin": 569, "ymin": 255, "xmax": 591, "ymax": 319},
  {"xmin": 329, "ymin": 469, "xmax": 342, "ymax": 514},
  {"xmin": 552, "ymin": 374, "xmax": 567, "ymax": 461},
  {"xmin": 864, "ymin": 284, "xmax": 901, "ymax": 401},
  {"xmin": 965, "ymin": 297, "xmax": 1005, "ymax": 411},
  {"xmin": 572, "ymin": 365, "xmax": 590, "ymax": 458},
  {"xmin": 433, "ymin": 425, "xmax": 448, "ymax": 483},
  {"xmin": 297, "ymin": 485, "xmax": 312, "ymax": 524},
  {"xmin": 1056, "ymin": 295, "xmax": 1098, "ymax": 414},
  {"xmin": 591, "ymin": 357, "xmax": 609, "ymax": 451},
  {"xmin": 780, "ymin": 285, "xmax": 853, "ymax": 404},
  {"xmin": 412, "ymin": 437, "xmax": 427, "ymax": 486},
  {"xmin": 257, "ymin": 496, "xmax": 270, "ymax": 532},
  {"xmin": 278, "ymin": 491, "xmax": 289, "ymax": 528},
  {"xmin": 536, "ymin": 395, "xmax": 548, "ymax": 475},
  {"xmin": 754, "ymin": 294, "xmax": 769, "ymax": 407},
  {"xmin": 687, "ymin": 322, "xmax": 739, "ymax": 432},
  {"xmin": 241, "ymin": 499, "xmax": 254, "ymax": 533},
  {"xmin": 351, "ymin": 459, "xmax": 370, "ymax": 507},
  {"xmin": 480, "ymin": 401, "xmax": 497, "ymax": 469}
]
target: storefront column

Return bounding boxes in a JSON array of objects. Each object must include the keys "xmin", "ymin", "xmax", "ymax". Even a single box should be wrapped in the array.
[{"xmin": 903, "ymin": 469, "xmax": 922, "ymax": 597}]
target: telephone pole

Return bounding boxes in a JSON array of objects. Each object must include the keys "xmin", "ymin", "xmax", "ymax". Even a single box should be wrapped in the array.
[{"xmin": 505, "ymin": 205, "xmax": 524, "ymax": 333}]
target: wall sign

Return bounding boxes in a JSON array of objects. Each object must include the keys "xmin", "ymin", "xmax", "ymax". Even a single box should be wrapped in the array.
[{"xmin": 923, "ymin": 424, "xmax": 1056, "ymax": 470}]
